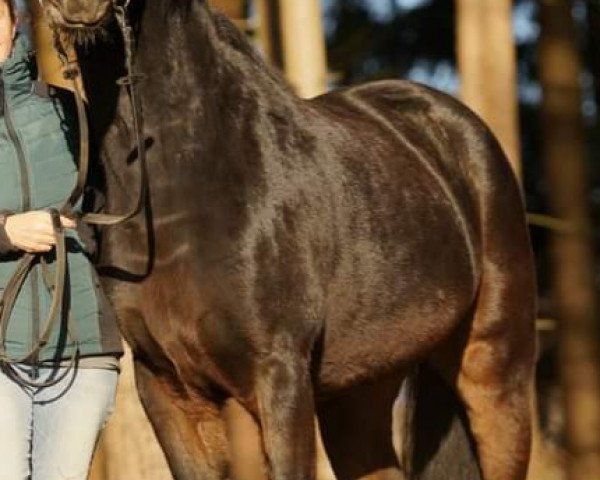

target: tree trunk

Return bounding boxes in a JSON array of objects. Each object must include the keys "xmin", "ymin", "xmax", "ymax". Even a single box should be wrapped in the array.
[
  {"xmin": 277, "ymin": 0, "xmax": 328, "ymax": 98},
  {"xmin": 455, "ymin": 0, "xmax": 521, "ymax": 178},
  {"xmin": 586, "ymin": 0, "xmax": 600, "ymax": 111},
  {"xmin": 539, "ymin": 2, "xmax": 600, "ymax": 480},
  {"xmin": 456, "ymin": 4, "xmax": 564, "ymax": 479}
]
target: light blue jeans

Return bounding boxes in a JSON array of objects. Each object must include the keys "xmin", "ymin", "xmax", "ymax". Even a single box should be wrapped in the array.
[{"xmin": 0, "ymin": 363, "xmax": 118, "ymax": 480}]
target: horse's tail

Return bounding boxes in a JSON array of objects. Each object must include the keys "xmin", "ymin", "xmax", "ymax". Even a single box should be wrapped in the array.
[{"xmin": 398, "ymin": 364, "xmax": 482, "ymax": 480}]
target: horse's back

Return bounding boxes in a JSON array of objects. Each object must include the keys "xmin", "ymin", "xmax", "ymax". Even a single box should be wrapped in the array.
[
  {"xmin": 312, "ymin": 79, "xmax": 515, "ymax": 211},
  {"xmin": 327, "ymin": 79, "xmax": 532, "ymax": 275}
]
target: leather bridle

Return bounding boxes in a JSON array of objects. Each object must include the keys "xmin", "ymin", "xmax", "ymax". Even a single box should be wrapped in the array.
[
  {"xmin": 0, "ymin": 0, "xmax": 147, "ymax": 387},
  {"xmin": 62, "ymin": 0, "xmax": 148, "ymax": 228}
]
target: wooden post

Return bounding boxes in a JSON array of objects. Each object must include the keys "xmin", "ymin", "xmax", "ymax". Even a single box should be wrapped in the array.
[
  {"xmin": 210, "ymin": 0, "xmax": 245, "ymax": 18},
  {"xmin": 255, "ymin": 0, "xmax": 283, "ymax": 67},
  {"xmin": 456, "ymin": 0, "xmax": 521, "ymax": 179},
  {"xmin": 277, "ymin": 0, "xmax": 327, "ymax": 98},
  {"xmin": 255, "ymin": 0, "xmax": 274, "ymax": 62},
  {"xmin": 587, "ymin": 0, "xmax": 600, "ymax": 125}
]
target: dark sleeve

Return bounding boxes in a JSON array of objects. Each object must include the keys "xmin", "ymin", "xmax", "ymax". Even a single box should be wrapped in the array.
[{"xmin": 0, "ymin": 211, "xmax": 16, "ymax": 255}]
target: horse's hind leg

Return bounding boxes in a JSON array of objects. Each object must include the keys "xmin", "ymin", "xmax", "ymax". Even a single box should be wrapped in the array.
[
  {"xmin": 135, "ymin": 360, "xmax": 230, "ymax": 480},
  {"xmin": 438, "ymin": 242, "xmax": 536, "ymax": 480}
]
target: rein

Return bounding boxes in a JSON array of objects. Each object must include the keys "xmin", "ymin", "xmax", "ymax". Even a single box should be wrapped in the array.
[
  {"xmin": 0, "ymin": 1, "xmax": 147, "ymax": 387},
  {"xmin": 63, "ymin": 0, "xmax": 148, "ymax": 227},
  {"xmin": 77, "ymin": 1, "xmax": 148, "ymax": 227}
]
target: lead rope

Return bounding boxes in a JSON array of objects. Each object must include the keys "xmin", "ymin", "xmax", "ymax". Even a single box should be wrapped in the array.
[{"xmin": 0, "ymin": 2, "xmax": 147, "ymax": 388}]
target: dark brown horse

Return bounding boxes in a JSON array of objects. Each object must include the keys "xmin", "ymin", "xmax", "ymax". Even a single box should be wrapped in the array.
[{"xmin": 41, "ymin": 1, "xmax": 535, "ymax": 479}]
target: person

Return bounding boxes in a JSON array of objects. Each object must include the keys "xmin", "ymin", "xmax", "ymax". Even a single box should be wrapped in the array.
[{"xmin": 0, "ymin": 1, "xmax": 123, "ymax": 478}]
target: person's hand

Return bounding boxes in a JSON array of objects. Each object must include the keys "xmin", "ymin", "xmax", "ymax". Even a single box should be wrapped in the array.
[
  {"xmin": 4, "ymin": 211, "xmax": 76, "ymax": 253},
  {"xmin": 0, "ymin": 0, "xmax": 16, "ymax": 64}
]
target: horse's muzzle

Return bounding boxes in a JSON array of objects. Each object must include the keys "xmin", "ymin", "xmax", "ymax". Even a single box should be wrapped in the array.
[{"xmin": 42, "ymin": 0, "xmax": 113, "ymax": 29}]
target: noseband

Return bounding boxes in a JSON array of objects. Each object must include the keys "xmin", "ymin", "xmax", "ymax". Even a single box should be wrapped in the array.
[{"xmin": 0, "ymin": 0, "xmax": 148, "ymax": 387}]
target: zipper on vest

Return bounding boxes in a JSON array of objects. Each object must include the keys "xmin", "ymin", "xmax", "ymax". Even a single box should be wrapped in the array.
[
  {"xmin": 3, "ymin": 89, "xmax": 41, "ymax": 369},
  {"xmin": 2, "ymin": 96, "xmax": 30, "ymax": 211}
]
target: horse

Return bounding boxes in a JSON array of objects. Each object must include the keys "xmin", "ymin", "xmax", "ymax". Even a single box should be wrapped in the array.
[{"xmin": 41, "ymin": 0, "xmax": 536, "ymax": 479}]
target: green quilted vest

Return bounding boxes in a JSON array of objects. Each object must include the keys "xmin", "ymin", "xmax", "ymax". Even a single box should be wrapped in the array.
[{"xmin": 0, "ymin": 34, "xmax": 122, "ymax": 362}]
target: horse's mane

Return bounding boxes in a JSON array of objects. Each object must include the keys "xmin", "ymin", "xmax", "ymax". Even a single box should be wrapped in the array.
[
  {"xmin": 211, "ymin": 11, "xmax": 258, "ymax": 61},
  {"xmin": 209, "ymin": 8, "xmax": 293, "ymax": 95}
]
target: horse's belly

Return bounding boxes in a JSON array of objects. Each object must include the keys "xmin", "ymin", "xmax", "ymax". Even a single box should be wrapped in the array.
[{"xmin": 317, "ymin": 222, "xmax": 476, "ymax": 393}]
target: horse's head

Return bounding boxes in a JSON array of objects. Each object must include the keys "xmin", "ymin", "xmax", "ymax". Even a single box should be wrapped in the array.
[{"xmin": 42, "ymin": 0, "xmax": 113, "ymax": 30}]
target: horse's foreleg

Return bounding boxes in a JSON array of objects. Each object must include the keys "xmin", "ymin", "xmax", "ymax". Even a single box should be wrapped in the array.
[
  {"xmin": 255, "ymin": 355, "xmax": 316, "ymax": 480},
  {"xmin": 317, "ymin": 373, "xmax": 405, "ymax": 480},
  {"xmin": 135, "ymin": 360, "xmax": 230, "ymax": 480}
]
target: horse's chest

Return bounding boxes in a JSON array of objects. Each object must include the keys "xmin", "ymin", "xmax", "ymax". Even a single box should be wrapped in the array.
[{"xmin": 109, "ymin": 267, "xmax": 256, "ymax": 397}]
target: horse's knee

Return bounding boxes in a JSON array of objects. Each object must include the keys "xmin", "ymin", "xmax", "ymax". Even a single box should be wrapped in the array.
[{"xmin": 134, "ymin": 361, "xmax": 230, "ymax": 479}]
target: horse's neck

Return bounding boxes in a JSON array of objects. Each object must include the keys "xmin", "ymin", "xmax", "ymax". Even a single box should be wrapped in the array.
[
  {"xmin": 94, "ymin": 1, "xmax": 309, "ymax": 258},
  {"xmin": 135, "ymin": 1, "xmax": 298, "ymax": 149}
]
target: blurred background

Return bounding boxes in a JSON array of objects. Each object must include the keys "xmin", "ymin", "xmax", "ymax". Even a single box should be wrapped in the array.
[{"xmin": 19, "ymin": 0, "xmax": 600, "ymax": 479}]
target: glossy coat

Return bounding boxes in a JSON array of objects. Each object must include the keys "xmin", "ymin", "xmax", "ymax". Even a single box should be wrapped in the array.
[{"xmin": 44, "ymin": 0, "xmax": 536, "ymax": 478}]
